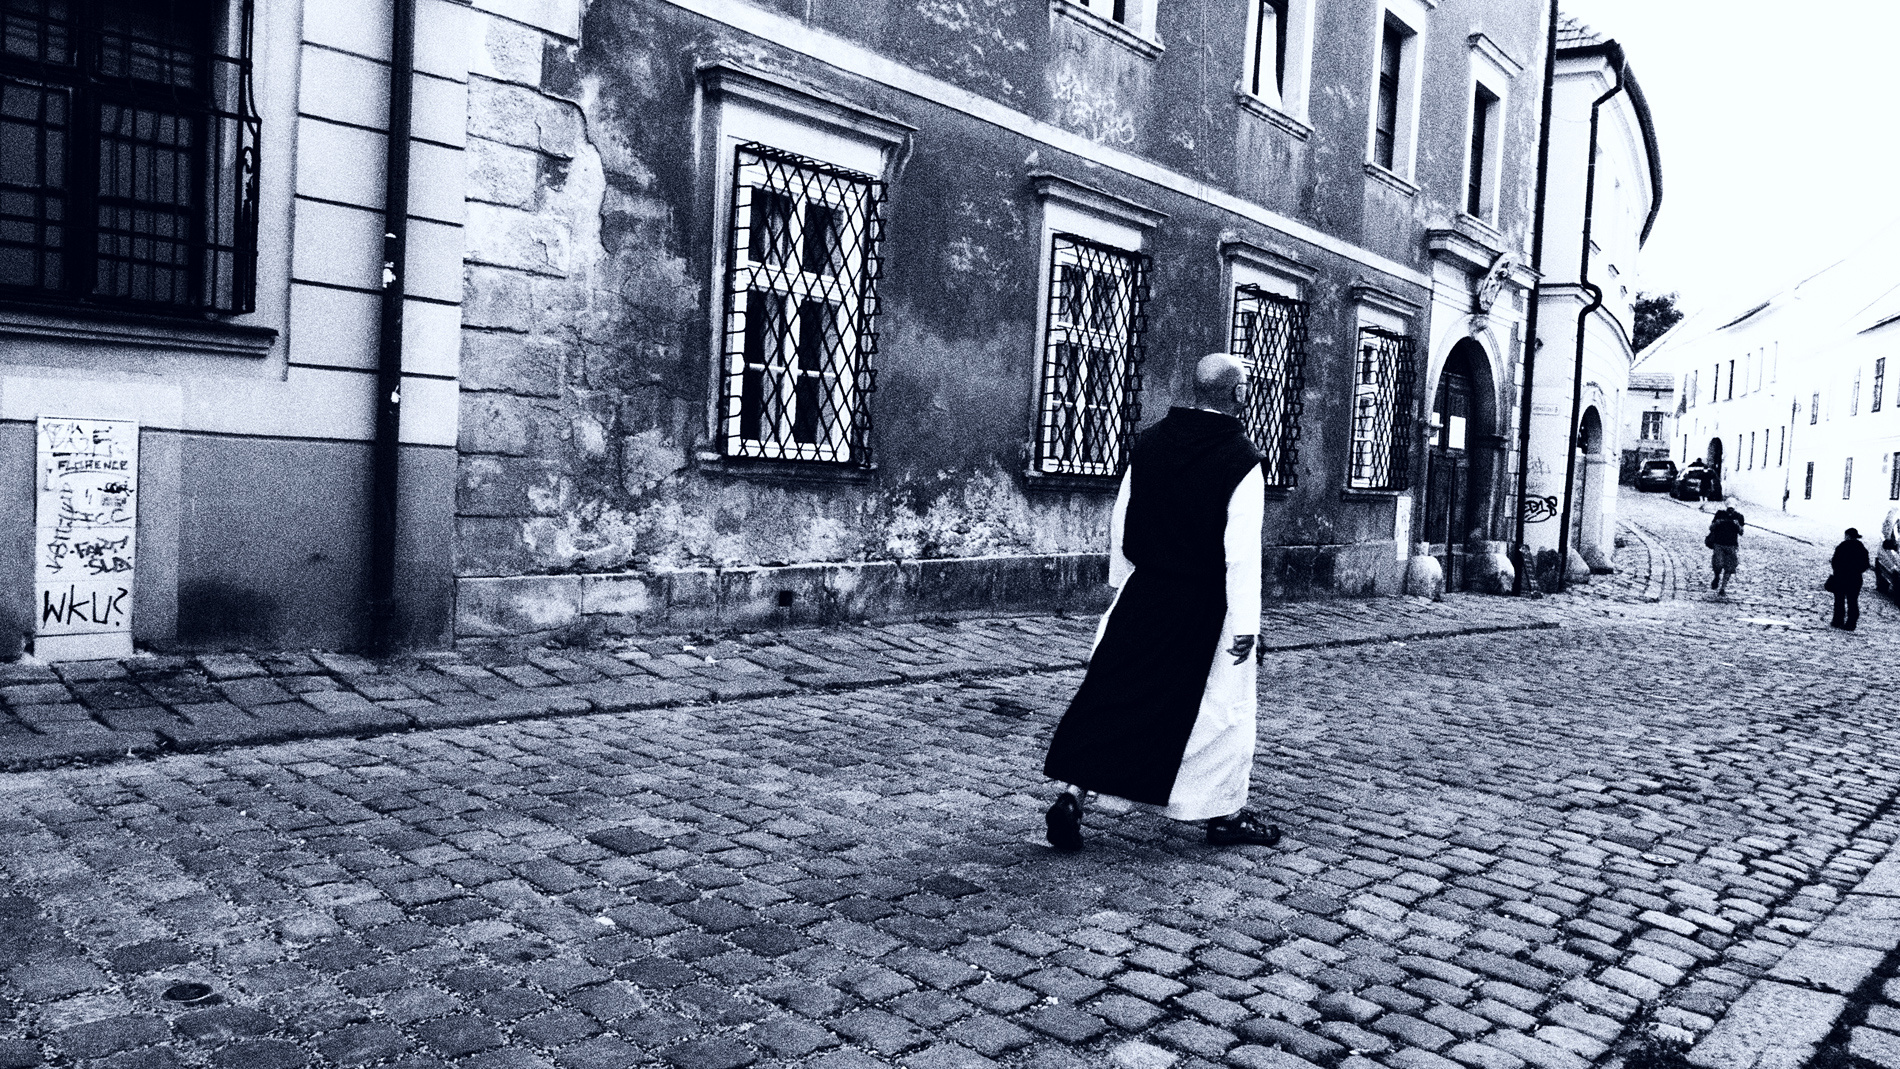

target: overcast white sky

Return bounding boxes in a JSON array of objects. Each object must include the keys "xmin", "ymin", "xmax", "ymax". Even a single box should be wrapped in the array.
[{"xmin": 1557, "ymin": 0, "xmax": 1900, "ymax": 316}]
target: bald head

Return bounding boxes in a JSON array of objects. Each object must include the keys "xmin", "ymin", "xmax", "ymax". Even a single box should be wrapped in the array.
[{"xmin": 1192, "ymin": 352, "xmax": 1247, "ymax": 414}]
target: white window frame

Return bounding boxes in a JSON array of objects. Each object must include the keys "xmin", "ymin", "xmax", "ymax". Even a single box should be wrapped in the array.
[
  {"xmin": 1365, "ymin": 0, "xmax": 1429, "ymax": 183},
  {"xmin": 1027, "ymin": 175, "xmax": 1163, "ymax": 478},
  {"xmin": 1345, "ymin": 290, "xmax": 1419, "ymax": 491},
  {"xmin": 1239, "ymin": 0, "xmax": 1316, "ymax": 126},
  {"xmin": 1462, "ymin": 49, "xmax": 1509, "ymax": 225},
  {"xmin": 1053, "ymin": 0, "xmax": 1163, "ymax": 56},
  {"xmin": 700, "ymin": 66, "xmax": 910, "ymax": 465}
]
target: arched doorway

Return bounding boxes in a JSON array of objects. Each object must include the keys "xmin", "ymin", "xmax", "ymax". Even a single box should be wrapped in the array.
[
  {"xmin": 1423, "ymin": 340, "xmax": 1499, "ymax": 588},
  {"xmin": 1706, "ymin": 437, "xmax": 1725, "ymax": 499},
  {"xmin": 1576, "ymin": 406, "xmax": 1610, "ymax": 569}
]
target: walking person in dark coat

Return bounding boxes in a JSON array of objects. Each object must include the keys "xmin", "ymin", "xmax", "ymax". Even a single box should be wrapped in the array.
[
  {"xmin": 1041, "ymin": 353, "xmax": 1281, "ymax": 853},
  {"xmin": 1707, "ymin": 508, "xmax": 1743, "ymax": 594},
  {"xmin": 1831, "ymin": 528, "xmax": 1871, "ymax": 630}
]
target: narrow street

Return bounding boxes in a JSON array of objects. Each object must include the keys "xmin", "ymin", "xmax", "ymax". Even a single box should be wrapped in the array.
[{"xmin": 3, "ymin": 489, "xmax": 1899, "ymax": 1069}]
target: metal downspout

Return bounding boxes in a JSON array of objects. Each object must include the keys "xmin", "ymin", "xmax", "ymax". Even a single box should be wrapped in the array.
[
  {"xmin": 1511, "ymin": 0, "xmax": 1559, "ymax": 593},
  {"xmin": 1555, "ymin": 57, "xmax": 1626, "ymax": 592},
  {"xmin": 368, "ymin": 0, "xmax": 416, "ymax": 654}
]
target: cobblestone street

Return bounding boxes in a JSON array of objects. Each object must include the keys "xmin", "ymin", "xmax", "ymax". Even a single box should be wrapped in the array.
[{"xmin": 4, "ymin": 489, "xmax": 1900, "ymax": 1069}]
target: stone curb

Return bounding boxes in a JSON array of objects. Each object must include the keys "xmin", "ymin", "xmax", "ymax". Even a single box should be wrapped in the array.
[
  {"xmin": 1687, "ymin": 838, "xmax": 1900, "ymax": 1069},
  {"xmin": 0, "ymin": 618, "xmax": 1563, "ymax": 773}
]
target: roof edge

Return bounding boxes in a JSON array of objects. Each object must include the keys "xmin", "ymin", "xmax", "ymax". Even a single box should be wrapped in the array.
[{"xmin": 1557, "ymin": 41, "xmax": 1664, "ymax": 246}]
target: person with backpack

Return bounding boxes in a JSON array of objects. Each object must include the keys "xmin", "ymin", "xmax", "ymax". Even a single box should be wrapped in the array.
[{"xmin": 1706, "ymin": 509, "xmax": 1743, "ymax": 594}]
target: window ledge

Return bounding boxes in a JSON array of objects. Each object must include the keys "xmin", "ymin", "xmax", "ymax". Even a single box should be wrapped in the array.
[
  {"xmin": 1050, "ymin": 1, "xmax": 1164, "ymax": 59},
  {"xmin": 1339, "ymin": 487, "xmax": 1403, "ymax": 501},
  {"xmin": 0, "ymin": 302, "xmax": 278, "ymax": 358},
  {"xmin": 1024, "ymin": 468, "xmax": 1121, "ymax": 493},
  {"xmin": 1233, "ymin": 92, "xmax": 1312, "ymax": 140},
  {"xmin": 696, "ymin": 451, "xmax": 877, "ymax": 485},
  {"xmin": 1363, "ymin": 162, "xmax": 1419, "ymax": 198}
]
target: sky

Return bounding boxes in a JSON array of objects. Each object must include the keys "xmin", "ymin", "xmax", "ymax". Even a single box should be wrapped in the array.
[{"xmin": 1556, "ymin": 0, "xmax": 1900, "ymax": 317}]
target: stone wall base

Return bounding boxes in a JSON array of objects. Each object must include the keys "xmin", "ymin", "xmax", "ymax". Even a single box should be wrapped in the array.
[{"xmin": 455, "ymin": 544, "xmax": 1421, "ymax": 650}]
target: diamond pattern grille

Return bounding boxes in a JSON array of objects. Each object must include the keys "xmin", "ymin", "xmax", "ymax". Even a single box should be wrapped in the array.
[
  {"xmin": 1036, "ymin": 234, "xmax": 1149, "ymax": 476},
  {"xmin": 1230, "ymin": 286, "xmax": 1308, "ymax": 487},
  {"xmin": 718, "ymin": 143, "xmax": 884, "ymax": 466},
  {"xmin": 0, "ymin": 0, "xmax": 260, "ymax": 314},
  {"xmin": 1347, "ymin": 326, "xmax": 1417, "ymax": 490}
]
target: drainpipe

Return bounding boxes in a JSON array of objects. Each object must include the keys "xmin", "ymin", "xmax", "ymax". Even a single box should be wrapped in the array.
[
  {"xmin": 368, "ymin": 0, "xmax": 416, "ymax": 654},
  {"xmin": 1555, "ymin": 53, "xmax": 1626, "ymax": 592},
  {"xmin": 1510, "ymin": 0, "xmax": 1559, "ymax": 593}
]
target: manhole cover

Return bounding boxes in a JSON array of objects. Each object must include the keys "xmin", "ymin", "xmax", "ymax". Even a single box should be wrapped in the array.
[{"xmin": 162, "ymin": 982, "xmax": 216, "ymax": 1005}]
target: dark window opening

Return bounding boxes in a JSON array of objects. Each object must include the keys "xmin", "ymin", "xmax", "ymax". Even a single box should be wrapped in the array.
[
  {"xmin": 1036, "ymin": 234, "xmax": 1149, "ymax": 476},
  {"xmin": 1372, "ymin": 20, "xmax": 1404, "ymax": 171},
  {"xmin": 1812, "ymin": 392, "xmax": 1820, "ymax": 424},
  {"xmin": 1347, "ymin": 325, "xmax": 1416, "ymax": 490},
  {"xmin": 720, "ymin": 143, "xmax": 884, "ymax": 466},
  {"xmin": 1875, "ymin": 357, "xmax": 1886, "ymax": 413},
  {"xmin": 1466, "ymin": 84, "xmax": 1497, "ymax": 218},
  {"xmin": 1805, "ymin": 461, "xmax": 1814, "ymax": 499},
  {"xmin": 1229, "ymin": 286, "xmax": 1308, "ymax": 487},
  {"xmin": 0, "ymin": 0, "xmax": 259, "ymax": 315},
  {"xmin": 1845, "ymin": 456, "xmax": 1854, "ymax": 500},
  {"xmin": 1890, "ymin": 453, "xmax": 1900, "ymax": 501}
]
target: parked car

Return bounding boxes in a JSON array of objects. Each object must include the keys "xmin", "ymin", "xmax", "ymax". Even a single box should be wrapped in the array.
[
  {"xmin": 1876, "ymin": 507, "xmax": 1900, "ymax": 598},
  {"xmin": 1672, "ymin": 466, "xmax": 1713, "ymax": 500},
  {"xmin": 1636, "ymin": 459, "xmax": 1678, "ymax": 492}
]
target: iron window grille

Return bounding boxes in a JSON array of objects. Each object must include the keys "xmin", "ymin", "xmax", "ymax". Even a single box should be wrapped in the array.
[
  {"xmin": 1229, "ymin": 285, "xmax": 1308, "ymax": 486},
  {"xmin": 1035, "ymin": 234, "xmax": 1149, "ymax": 477},
  {"xmin": 1347, "ymin": 326, "xmax": 1416, "ymax": 490},
  {"xmin": 718, "ymin": 143, "xmax": 884, "ymax": 466},
  {"xmin": 0, "ymin": 0, "xmax": 259, "ymax": 315},
  {"xmin": 1876, "ymin": 357, "xmax": 1886, "ymax": 413}
]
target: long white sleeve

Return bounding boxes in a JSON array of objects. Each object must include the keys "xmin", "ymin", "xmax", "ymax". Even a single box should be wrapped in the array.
[{"xmin": 1222, "ymin": 466, "xmax": 1265, "ymax": 636}]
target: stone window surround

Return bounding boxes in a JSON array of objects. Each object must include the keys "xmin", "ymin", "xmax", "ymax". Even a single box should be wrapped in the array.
[
  {"xmin": 1222, "ymin": 238, "xmax": 1314, "ymax": 494},
  {"xmin": 693, "ymin": 62, "xmax": 912, "ymax": 482},
  {"xmin": 1024, "ymin": 173, "xmax": 1164, "ymax": 492},
  {"xmin": 1364, "ymin": 0, "xmax": 1432, "ymax": 186},
  {"xmin": 1051, "ymin": 0, "xmax": 1164, "ymax": 60},
  {"xmin": 1463, "ymin": 35, "xmax": 1518, "ymax": 228},
  {"xmin": 1235, "ymin": 0, "xmax": 1317, "ymax": 138}
]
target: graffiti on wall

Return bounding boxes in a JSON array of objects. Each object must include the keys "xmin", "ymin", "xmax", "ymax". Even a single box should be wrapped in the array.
[
  {"xmin": 36, "ymin": 417, "xmax": 137, "ymax": 644},
  {"xmin": 1050, "ymin": 64, "xmax": 1136, "ymax": 146}
]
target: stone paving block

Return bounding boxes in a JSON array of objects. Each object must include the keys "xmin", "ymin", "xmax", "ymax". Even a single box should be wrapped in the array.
[
  {"xmin": 218, "ymin": 677, "xmax": 298, "ymax": 708},
  {"xmin": 0, "ymin": 683, "xmax": 70, "ymax": 706},
  {"xmin": 1022, "ymin": 1005, "xmax": 1108, "ymax": 1044},
  {"xmin": 1765, "ymin": 941, "xmax": 1883, "ymax": 993},
  {"xmin": 1850, "ymin": 1027, "xmax": 1900, "ymax": 1069},
  {"xmin": 1687, "ymin": 980, "xmax": 1843, "ymax": 1069}
]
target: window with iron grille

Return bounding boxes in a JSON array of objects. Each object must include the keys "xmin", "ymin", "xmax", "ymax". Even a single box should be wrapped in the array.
[
  {"xmin": 1229, "ymin": 286, "xmax": 1306, "ymax": 487},
  {"xmin": 1035, "ymin": 234, "xmax": 1149, "ymax": 476},
  {"xmin": 1640, "ymin": 411, "xmax": 1662, "ymax": 440},
  {"xmin": 718, "ymin": 143, "xmax": 884, "ymax": 466},
  {"xmin": 1346, "ymin": 326, "xmax": 1416, "ymax": 490},
  {"xmin": 1875, "ymin": 357, "xmax": 1886, "ymax": 413},
  {"xmin": 1804, "ymin": 461, "xmax": 1813, "ymax": 499},
  {"xmin": 0, "ymin": 0, "xmax": 259, "ymax": 315}
]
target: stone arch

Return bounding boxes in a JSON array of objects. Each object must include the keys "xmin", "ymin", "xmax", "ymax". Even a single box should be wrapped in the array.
[
  {"xmin": 1421, "ymin": 336, "xmax": 1505, "ymax": 589},
  {"xmin": 1706, "ymin": 436, "xmax": 1726, "ymax": 498},
  {"xmin": 1575, "ymin": 404, "xmax": 1612, "ymax": 570}
]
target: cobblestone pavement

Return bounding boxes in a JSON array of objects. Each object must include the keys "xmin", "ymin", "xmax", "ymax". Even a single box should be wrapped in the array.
[{"xmin": 3, "ymin": 490, "xmax": 1900, "ymax": 1069}]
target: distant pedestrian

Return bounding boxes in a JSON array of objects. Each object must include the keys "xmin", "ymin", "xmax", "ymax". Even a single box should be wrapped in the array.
[
  {"xmin": 1707, "ymin": 509, "xmax": 1743, "ymax": 594},
  {"xmin": 1830, "ymin": 528, "xmax": 1871, "ymax": 630},
  {"xmin": 1041, "ymin": 353, "xmax": 1281, "ymax": 853}
]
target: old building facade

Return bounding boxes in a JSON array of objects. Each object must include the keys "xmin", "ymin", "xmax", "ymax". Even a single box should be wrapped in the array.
[
  {"xmin": 1518, "ymin": 19, "xmax": 1659, "ymax": 585},
  {"xmin": 2, "ymin": 0, "xmax": 1619, "ymax": 656},
  {"xmin": 450, "ymin": 0, "xmax": 1551, "ymax": 644}
]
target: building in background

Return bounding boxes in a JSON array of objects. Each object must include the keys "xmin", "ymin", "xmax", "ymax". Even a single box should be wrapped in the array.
[
  {"xmin": 1620, "ymin": 371, "xmax": 1674, "ymax": 483},
  {"xmin": 1638, "ymin": 220, "xmax": 1900, "ymax": 530},
  {"xmin": 0, "ymin": 0, "xmax": 469, "ymax": 659},
  {"xmin": 1519, "ymin": 17, "xmax": 1661, "ymax": 584}
]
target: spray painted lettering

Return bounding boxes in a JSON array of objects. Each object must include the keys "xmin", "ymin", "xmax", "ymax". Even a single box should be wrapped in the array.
[
  {"xmin": 1050, "ymin": 65, "xmax": 1136, "ymax": 146},
  {"xmin": 35, "ymin": 417, "xmax": 138, "ymax": 647}
]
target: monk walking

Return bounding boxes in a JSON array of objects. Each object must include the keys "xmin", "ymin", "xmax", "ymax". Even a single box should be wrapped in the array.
[{"xmin": 1041, "ymin": 353, "xmax": 1281, "ymax": 851}]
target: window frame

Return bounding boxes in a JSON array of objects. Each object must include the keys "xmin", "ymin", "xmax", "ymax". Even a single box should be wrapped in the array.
[
  {"xmin": 1026, "ymin": 174, "xmax": 1161, "ymax": 481},
  {"xmin": 1238, "ymin": 0, "xmax": 1315, "ymax": 127},
  {"xmin": 1875, "ymin": 357, "xmax": 1886, "ymax": 413},
  {"xmin": 1890, "ymin": 452, "xmax": 1900, "ymax": 501},
  {"xmin": 1640, "ymin": 411, "xmax": 1663, "ymax": 441},
  {"xmin": 0, "ymin": 0, "xmax": 261, "ymax": 316},
  {"xmin": 1365, "ymin": 0, "xmax": 1427, "ymax": 183},
  {"xmin": 1462, "ymin": 68, "xmax": 1506, "ymax": 224},
  {"xmin": 1227, "ymin": 285, "xmax": 1309, "ymax": 488},
  {"xmin": 1845, "ymin": 456, "xmax": 1854, "ymax": 500},
  {"xmin": 715, "ymin": 143, "xmax": 885, "ymax": 466},
  {"xmin": 1344, "ymin": 319, "xmax": 1418, "ymax": 492}
]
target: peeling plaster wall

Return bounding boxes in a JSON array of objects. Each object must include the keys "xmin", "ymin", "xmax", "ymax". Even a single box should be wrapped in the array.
[{"xmin": 453, "ymin": 0, "xmax": 1549, "ymax": 638}]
